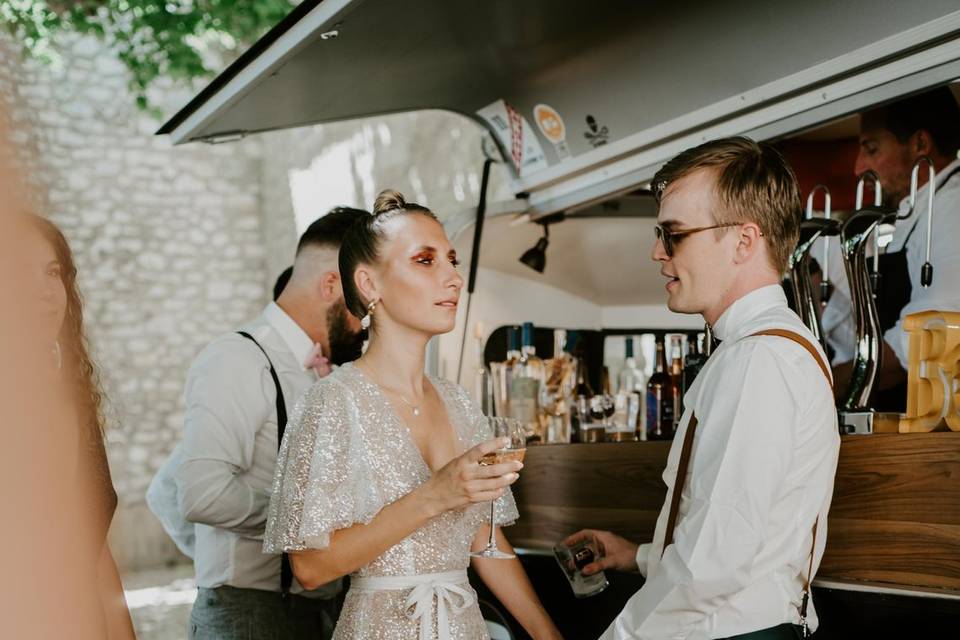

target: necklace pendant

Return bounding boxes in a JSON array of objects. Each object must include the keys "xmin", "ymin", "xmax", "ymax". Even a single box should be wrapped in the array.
[{"xmin": 413, "ymin": 407, "xmax": 421, "ymax": 416}]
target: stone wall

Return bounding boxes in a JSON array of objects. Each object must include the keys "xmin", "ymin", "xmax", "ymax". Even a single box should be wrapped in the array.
[{"xmin": 0, "ymin": 34, "xmax": 269, "ymax": 570}]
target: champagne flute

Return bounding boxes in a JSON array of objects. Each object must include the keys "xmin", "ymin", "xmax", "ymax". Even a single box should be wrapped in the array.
[{"xmin": 471, "ymin": 417, "xmax": 526, "ymax": 559}]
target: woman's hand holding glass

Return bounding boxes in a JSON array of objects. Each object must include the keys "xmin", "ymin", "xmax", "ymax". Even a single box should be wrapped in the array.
[
  {"xmin": 472, "ymin": 417, "xmax": 526, "ymax": 559},
  {"xmin": 417, "ymin": 435, "xmax": 522, "ymax": 515}
]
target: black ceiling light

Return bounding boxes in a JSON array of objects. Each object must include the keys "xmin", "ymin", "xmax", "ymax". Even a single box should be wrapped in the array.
[
  {"xmin": 519, "ymin": 213, "xmax": 565, "ymax": 274},
  {"xmin": 519, "ymin": 225, "xmax": 549, "ymax": 273}
]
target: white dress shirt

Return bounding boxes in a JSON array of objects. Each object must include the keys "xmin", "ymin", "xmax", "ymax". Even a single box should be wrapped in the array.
[
  {"xmin": 146, "ymin": 444, "xmax": 195, "ymax": 558},
  {"xmin": 603, "ymin": 286, "xmax": 840, "ymax": 640},
  {"xmin": 150, "ymin": 302, "xmax": 337, "ymax": 596},
  {"xmin": 822, "ymin": 158, "xmax": 960, "ymax": 368}
]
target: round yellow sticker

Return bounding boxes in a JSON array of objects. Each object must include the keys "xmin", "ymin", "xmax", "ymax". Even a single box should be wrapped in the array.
[{"xmin": 533, "ymin": 104, "xmax": 566, "ymax": 145}]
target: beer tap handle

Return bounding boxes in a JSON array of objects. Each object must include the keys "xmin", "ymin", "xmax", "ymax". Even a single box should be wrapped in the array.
[
  {"xmin": 856, "ymin": 171, "xmax": 883, "ymax": 290},
  {"xmin": 855, "ymin": 170, "xmax": 881, "ymax": 211},
  {"xmin": 806, "ymin": 185, "xmax": 833, "ymax": 303},
  {"xmin": 908, "ymin": 157, "xmax": 936, "ymax": 288}
]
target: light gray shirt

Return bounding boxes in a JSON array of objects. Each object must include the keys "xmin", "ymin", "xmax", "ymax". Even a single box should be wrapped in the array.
[{"xmin": 149, "ymin": 302, "xmax": 338, "ymax": 596}]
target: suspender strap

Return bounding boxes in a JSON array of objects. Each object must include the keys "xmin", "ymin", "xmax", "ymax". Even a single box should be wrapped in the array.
[
  {"xmin": 662, "ymin": 412, "xmax": 698, "ymax": 560},
  {"xmin": 236, "ymin": 331, "xmax": 293, "ymax": 598},
  {"xmin": 660, "ymin": 329, "xmax": 832, "ymax": 628}
]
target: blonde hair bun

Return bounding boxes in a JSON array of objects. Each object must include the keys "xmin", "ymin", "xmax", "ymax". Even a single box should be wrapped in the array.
[{"xmin": 373, "ymin": 189, "xmax": 407, "ymax": 216}]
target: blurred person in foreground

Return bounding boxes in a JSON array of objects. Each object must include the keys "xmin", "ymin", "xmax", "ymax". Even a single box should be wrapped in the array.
[
  {"xmin": 0, "ymin": 212, "xmax": 136, "ymax": 639},
  {"xmin": 148, "ymin": 208, "xmax": 368, "ymax": 640}
]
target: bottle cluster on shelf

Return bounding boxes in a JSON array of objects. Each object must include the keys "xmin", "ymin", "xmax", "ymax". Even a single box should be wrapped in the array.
[{"xmin": 477, "ymin": 323, "xmax": 711, "ymax": 444}]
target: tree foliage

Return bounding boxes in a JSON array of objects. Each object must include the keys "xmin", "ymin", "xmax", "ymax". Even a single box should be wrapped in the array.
[{"xmin": 1, "ymin": 1, "xmax": 296, "ymax": 113}]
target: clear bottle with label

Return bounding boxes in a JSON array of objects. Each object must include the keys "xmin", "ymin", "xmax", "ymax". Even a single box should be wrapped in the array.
[
  {"xmin": 491, "ymin": 326, "xmax": 520, "ymax": 418},
  {"xmin": 543, "ymin": 329, "xmax": 577, "ymax": 443},
  {"xmin": 510, "ymin": 322, "xmax": 546, "ymax": 443},
  {"xmin": 614, "ymin": 337, "xmax": 646, "ymax": 441}
]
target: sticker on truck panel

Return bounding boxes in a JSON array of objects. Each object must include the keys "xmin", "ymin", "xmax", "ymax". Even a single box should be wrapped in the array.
[
  {"xmin": 477, "ymin": 99, "xmax": 548, "ymax": 178},
  {"xmin": 533, "ymin": 103, "xmax": 572, "ymax": 160},
  {"xmin": 584, "ymin": 115, "xmax": 609, "ymax": 148}
]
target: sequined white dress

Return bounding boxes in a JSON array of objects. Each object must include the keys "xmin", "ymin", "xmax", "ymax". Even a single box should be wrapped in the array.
[{"xmin": 264, "ymin": 362, "xmax": 518, "ymax": 640}]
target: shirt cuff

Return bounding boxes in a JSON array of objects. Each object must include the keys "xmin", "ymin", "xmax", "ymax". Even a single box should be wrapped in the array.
[
  {"xmin": 635, "ymin": 542, "xmax": 652, "ymax": 578},
  {"xmin": 883, "ymin": 323, "xmax": 908, "ymax": 370}
]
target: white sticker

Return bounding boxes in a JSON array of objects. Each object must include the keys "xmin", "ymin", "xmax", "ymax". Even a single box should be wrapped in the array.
[
  {"xmin": 477, "ymin": 99, "xmax": 548, "ymax": 177},
  {"xmin": 533, "ymin": 103, "xmax": 571, "ymax": 160}
]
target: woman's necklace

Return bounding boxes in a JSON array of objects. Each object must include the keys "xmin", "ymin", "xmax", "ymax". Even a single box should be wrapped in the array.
[{"xmin": 358, "ymin": 362, "xmax": 423, "ymax": 416}]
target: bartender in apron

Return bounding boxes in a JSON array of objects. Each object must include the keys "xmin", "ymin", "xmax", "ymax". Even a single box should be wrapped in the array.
[{"xmin": 827, "ymin": 87, "xmax": 960, "ymax": 410}]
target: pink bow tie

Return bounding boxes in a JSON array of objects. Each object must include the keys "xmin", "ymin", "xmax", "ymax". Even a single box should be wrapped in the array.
[{"xmin": 303, "ymin": 343, "xmax": 332, "ymax": 378}]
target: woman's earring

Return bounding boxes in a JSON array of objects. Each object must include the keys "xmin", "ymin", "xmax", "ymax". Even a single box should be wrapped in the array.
[
  {"xmin": 52, "ymin": 340, "xmax": 62, "ymax": 371},
  {"xmin": 360, "ymin": 299, "xmax": 377, "ymax": 330}
]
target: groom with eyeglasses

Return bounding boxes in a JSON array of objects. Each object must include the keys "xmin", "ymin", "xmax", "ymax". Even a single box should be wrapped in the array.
[{"xmin": 568, "ymin": 137, "xmax": 840, "ymax": 640}]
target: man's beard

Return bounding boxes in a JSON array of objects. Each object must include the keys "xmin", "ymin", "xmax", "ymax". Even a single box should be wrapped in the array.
[{"xmin": 326, "ymin": 300, "xmax": 364, "ymax": 365}]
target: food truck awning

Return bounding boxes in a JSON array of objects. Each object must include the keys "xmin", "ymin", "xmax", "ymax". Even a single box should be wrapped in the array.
[{"xmin": 159, "ymin": 0, "xmax": 960, "ymax": 216}]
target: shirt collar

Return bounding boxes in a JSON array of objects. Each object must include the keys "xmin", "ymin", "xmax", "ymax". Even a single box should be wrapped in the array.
[
  {"xmin": 711, "ymin": 284, "xmax": 788, "ymax": 342},
  {"xmin": 262, "ymin": 302, "xmax": 315, "ymax": 370}
]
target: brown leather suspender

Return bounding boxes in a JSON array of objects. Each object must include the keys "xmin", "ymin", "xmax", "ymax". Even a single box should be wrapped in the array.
[{"xmin": 660, "ymin": 328, "xmax": 833, "ymax": 632}]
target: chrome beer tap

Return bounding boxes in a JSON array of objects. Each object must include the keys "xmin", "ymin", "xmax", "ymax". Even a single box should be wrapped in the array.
[
  {"xmin": 789, "ymin": 185, "xmax": 839, "ymax": 349},
  {"xmin": 838, "ymin": 171, "xmax": 897, "ymax": 433}
]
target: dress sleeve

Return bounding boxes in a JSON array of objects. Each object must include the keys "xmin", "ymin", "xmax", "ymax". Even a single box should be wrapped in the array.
[
  {"xmin": 442, "ymin": 379, "xmax": 520, "ymax": 528},
  {"xmin": 263, "ymin": 378, "xmax": 381, "ymax": 552}
]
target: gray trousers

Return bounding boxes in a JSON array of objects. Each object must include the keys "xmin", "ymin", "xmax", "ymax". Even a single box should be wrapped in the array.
[{"xmin": 189, "ymin": 586, "xmax": 340, "ymax": 640}]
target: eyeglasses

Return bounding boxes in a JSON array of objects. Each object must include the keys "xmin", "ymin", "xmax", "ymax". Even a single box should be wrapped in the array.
[{"xmin": 654, "ymin": 223, "xmax": 742, "ymax": 257}]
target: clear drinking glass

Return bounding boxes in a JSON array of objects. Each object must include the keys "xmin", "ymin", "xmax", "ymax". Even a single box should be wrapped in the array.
[
  {"xmin": 471, "ymin": 417, "xmax": 526, "ymax": 559},
  {"xmin": 553, "ymin": 538, "xmax": 610, "ymax": 598}
]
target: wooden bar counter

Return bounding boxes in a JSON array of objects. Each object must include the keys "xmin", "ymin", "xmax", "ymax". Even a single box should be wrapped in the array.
[{"xmin": 511, "ymin": 432, "xmax": 960, "ymax": 595}]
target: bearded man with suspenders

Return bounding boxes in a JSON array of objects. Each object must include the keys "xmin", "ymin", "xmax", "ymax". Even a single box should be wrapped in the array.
[
  {"xmin": 568, "ymin": 137, "xmax": 841, "ymax": 639},
  {"xmin": 147, "ymin": 208, "xmax": 368, "ymax": 640}
]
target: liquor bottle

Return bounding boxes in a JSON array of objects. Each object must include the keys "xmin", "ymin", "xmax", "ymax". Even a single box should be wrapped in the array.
[
  {"xmin": 681, "ymin": 333, "xmax": 708, "ymax": 399},
  {"xmin": 473, "ymin": 322, "xmax": 494, "ymax": 416},
  {"xmin": 491, "ymin": 326, "xmax": 521, "ymax": 418},
  {"xmin": 617, "ymin": 337, "xmax": 646, "ymax": 393},
  {"xmin": 615, "ymin": 337, "xmax": 646, "ymax": 441},
  {"xmin": 646, "ymin": 337, "xmax": 677, "ymax": 439},
  {"xmin": 670, "ymin": 336, "xmax": 683, "ymax": 430},
  {"xmin": 543, "ymin": 329, "xmax": 577, "ymax": 443},
  {"xmin": 510, "ymin": 322, "xmax": 546, "ymax": 443},
  {"xmin": 571, "ymin": 355, "xmax": 592, "ymax": 443}
]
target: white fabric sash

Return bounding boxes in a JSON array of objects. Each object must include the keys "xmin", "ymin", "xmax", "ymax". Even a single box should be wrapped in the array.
[{"xmin": 350, "ymin": 570, "xmax": 475, "ymax": 640}]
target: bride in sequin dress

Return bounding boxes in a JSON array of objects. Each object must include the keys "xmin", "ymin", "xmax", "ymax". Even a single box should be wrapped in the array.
[{"xmin": 264, "ymin": 190, "xmax": 562, "ymax": 640}]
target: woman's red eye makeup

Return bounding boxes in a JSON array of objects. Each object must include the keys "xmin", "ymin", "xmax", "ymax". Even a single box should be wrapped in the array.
[{"xmin": 413, "ymin": 251, "xmax": 435, "ymax": 265}]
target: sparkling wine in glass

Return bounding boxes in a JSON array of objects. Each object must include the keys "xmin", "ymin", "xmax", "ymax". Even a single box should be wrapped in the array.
[{"xmin": 471, "ymin": 417, "xmax": 526, "ymax": 559}]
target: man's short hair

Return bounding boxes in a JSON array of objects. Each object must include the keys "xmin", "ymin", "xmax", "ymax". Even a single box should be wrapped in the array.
[
  {"xmin": 296, "ymin": 207, "xmax": 368, "ymax": 254},
  {"xmin": 861, "ymin": 87, "xmax": 960, "ymax": 158},
  {"xmin": 272, "ymin": 265, "xmax": 293, "ymax": 300},
  {"xmin": 652, "ymin": 136, "xmax": 802, "ymax": 273}
]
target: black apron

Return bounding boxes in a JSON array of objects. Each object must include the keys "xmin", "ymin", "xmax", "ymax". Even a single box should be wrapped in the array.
[{"xmin": 872, "ymin": 165, "xmax": 960, "ymax": 410}]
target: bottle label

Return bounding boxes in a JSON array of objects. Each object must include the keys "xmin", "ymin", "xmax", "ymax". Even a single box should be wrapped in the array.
[
  {"xmin": 510, "ymin": 377, "xmax": 539, "ymax": 424},
  {"xmin": 646, "ymin": 388, "xmax": 661, "ymax": 433},
  {"xmin": 646, "ymin": 387, "xmax": 674, "ymax": 435}
]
